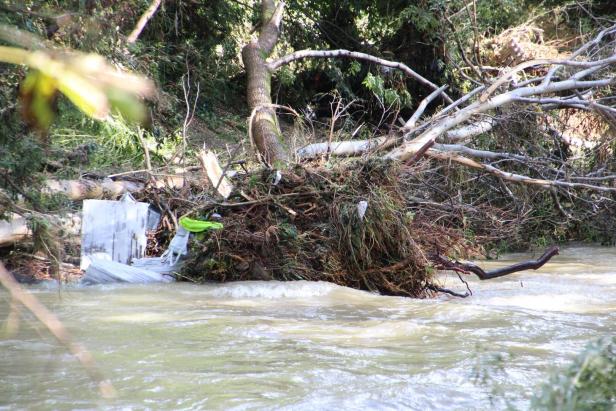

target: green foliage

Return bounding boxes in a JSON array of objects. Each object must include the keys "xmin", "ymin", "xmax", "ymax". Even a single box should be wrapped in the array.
[
  {"xmin": 532, "ymin": 337, "xmax": 616, "ymax": 410},
  {"xmin": 398, "ymin": 4, "xmax": 441, "ymax": 36},
  {"xmin": 362, "ymin": 72, "xmax": 412, "ymax": 108},
  {"xmin": 51, "ymin": 109, "xmax": 177, "ymax": 171},
  {"xmin": 0, "ymin": 133, "xmax": 44, "ymax": 186}
]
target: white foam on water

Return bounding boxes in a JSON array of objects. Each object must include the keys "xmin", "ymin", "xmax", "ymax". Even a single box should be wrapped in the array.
[{"xmin": 206, "ymin": 280, "xmax": 349, "ymax": 299}]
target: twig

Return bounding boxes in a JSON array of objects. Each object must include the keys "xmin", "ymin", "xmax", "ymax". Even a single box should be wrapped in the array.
[
  {"xmin": 136, "ymin": 130, "xmax": 152, "ymax": 173},
  {"xmin": 180, "ymin": 69, "xmax": 200, "ymax": 162},
  {"xmin": 426, "ymin": 284, "xmax": 470, "ymax": 298}
]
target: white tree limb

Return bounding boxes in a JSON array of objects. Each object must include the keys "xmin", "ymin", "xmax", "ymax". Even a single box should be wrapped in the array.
[
  {"xmin": 438, "ymin": 118, "xmax": 495, "ymax": 142},
  {"xmin": 424, "ymin": 150, "xmax": 616, "ymax": 192},
  {"xmin": 403, "ymin": 85, "xmax": 448, "ymax": 130},
  {"xmin": 296, "ymin": 136, "xmax": 393, "ymax": 158},
  {"xmin": 267, "ymin": 49, "xmax": 454, "ymax": 104},
  {"xmin": 386, "ymin": 77, "xmax": 615, "ymax": 161},
  {"xmin": 432, "ymin": 144, "xmax": 528, "ymax": 161},
  {"xmin": 296, "ymin": 119, "xmax": 498, "ymax": 159}
]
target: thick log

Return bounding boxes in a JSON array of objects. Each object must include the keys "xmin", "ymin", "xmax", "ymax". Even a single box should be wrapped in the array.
[
  {"xmin": 0, "ymin": 213, "xmax": 81, "ymax": 247},
  {"xmin": 44, "ymin": 179, "xmax": 145, "ymax": 200},
  {"xmin": 0, "ymin": 214, "xmax": 30, "ymax": 247}
]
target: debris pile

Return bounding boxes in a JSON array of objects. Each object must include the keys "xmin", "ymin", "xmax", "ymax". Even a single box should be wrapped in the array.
[{"xmin": 181, "ymin": 159, "xmax": 473, "ymax": 297}]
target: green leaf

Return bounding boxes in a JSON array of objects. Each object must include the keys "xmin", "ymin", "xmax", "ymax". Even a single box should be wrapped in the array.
[
  {"xmin": 106, "ymin": 88, "xmax": 148, "ymax": 124},
  {"xmin": 54, "ymin": 70, "xmax": 109, "ymax": 119}
]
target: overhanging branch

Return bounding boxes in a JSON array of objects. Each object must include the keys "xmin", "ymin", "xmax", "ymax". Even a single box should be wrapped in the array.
[{"xmin": 267, "ymin": 49, "xmax": 454, "ymax": 104}]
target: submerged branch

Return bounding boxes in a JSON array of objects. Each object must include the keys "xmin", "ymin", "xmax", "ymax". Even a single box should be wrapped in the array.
[{"xmin": 432, "ymin": 246, "xmax": 560, "ymax": 280}]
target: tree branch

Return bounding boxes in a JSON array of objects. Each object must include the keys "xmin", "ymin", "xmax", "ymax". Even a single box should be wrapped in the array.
[
  {"xmin": 403, "ymin": 85, "xmax": 449, "ymax": 130},
  {"xmin": 296, "ymin": 136, "xmax": 394, "ymax": 158},
  {"xmin": 126, "ymin": 0, "xmax": 162, "ymax": 44},
  {"xmin": 0, "ymin": 262, "xmax": 116, "ymax": 397},
  {"xmin": 431, "ymin": 246, "xmax": 559, "ymax": 280},
  {"xmin": 267, "ymin": 49, "xmax": 454, "ymax": 103},
  {"xmin": 386, "ymin": 77, "xmax": 615, "ymax": 161},
  {"xmin": 424, "ymin": 150, "xmax": 616, "ymax": 192}
]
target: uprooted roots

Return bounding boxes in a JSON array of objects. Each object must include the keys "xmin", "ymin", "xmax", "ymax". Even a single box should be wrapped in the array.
[{"xmin": 182, "ymin": 159, "xmax": 476, "ymax": 298}]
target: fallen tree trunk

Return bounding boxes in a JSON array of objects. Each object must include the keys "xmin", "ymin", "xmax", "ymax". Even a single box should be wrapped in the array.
[
  {"xmin": 0, "ymin": 213, "xmax": 80, "ymax": 247},
  {"xmin": 0, "ymin": 214, "xmax": 30, "ymax": 247},
  {"xmin": 44, "ymin": 179, "xmax": 145, "ymax": 200}
]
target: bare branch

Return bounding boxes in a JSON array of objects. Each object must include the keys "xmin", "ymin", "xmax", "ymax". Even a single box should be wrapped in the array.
[
  {"xmin": 403, "ymin": 85, "xmax": 449, "ymax": 130},
  {"xmin": 433, "ymin": 143, "xmax": 528, "ymax": 161},
  {"xmin": 267, "ymin": 49, "xmax": 454, "ymax": 103},
  {"xmin": 386, "ymin": 77, "xmax": 615, "ymax": 161},
  {"xmin": 126, "ymin": 0, "xmax": 162, "ymax": 44},
  {"xmin": 432, "ymin": 246, "xmax": 560, "ymax": 280},
  {"xmin": 481, "ymin": 24, "xmax": 616, "ymax": 100},
  {"xmin": 439, "ymin": 85, "xmax": 485, "ymax": 116},
  {"xmin": 438, "ymin": 118, "xmax": 495, "ymax": 142},
  {"xmin": 297, "ymin": 120, "xmax": 497, "ymax": 159},
  {"xmin": 541, "ymin": 24, "xmax": 616, "ymax": 86},
  {"xmin": 424, "ymin": 150, "xmax": 616, "ymax": 192}
]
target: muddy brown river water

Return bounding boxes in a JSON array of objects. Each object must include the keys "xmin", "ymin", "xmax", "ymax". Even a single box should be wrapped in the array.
[{"xmin": 1, "ymin": 246, "xmax": 615, "ymax": 410}]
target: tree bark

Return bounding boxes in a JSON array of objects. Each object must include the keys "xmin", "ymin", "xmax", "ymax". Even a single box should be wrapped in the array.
[
  {"xmin": 0, "ymin": 213, "xmax": 80, "ymax": 248},
  {"xmin": 241, "ymin": 0, "xmax": 289, "ymax": 167},
  {"xmin": 44, "ymin": 179, "xmax": 145, "ymax": 200}
]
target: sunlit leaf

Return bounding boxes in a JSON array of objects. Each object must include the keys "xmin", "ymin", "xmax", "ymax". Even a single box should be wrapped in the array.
[
  {"xmin": 55, "ymin": 70, "xmax": 110, "ymax": 120},
  {"xmin": 106, "ymin": 88, "xmax": 148, "ymax": 125},
  {"xmin": 1, "ymin": 25, "xmax": 155, "ymax": 131},
  {"xmin": 19, "ymin": 71, "xmax": 58, "ymax": 132}
]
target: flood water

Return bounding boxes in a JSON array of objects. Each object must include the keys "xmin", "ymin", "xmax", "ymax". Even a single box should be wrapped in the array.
[{"xmin": 1, "ymin": 246, "xmax": 615, "ymax": 410}]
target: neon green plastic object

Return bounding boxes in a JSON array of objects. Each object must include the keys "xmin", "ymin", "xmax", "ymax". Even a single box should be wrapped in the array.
[{"xmin": 179, "ymin": 216, "xmax": 224, "ymax": 233}]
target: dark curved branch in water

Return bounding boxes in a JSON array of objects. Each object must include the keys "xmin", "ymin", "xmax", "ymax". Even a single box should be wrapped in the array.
[
  {"xmin": 432, "ymin": 246, "xmax": 560, "ymax": 280},
  {"xmin": 426, "ymin": 284, "xmax": 470, "ymax": 298}
]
